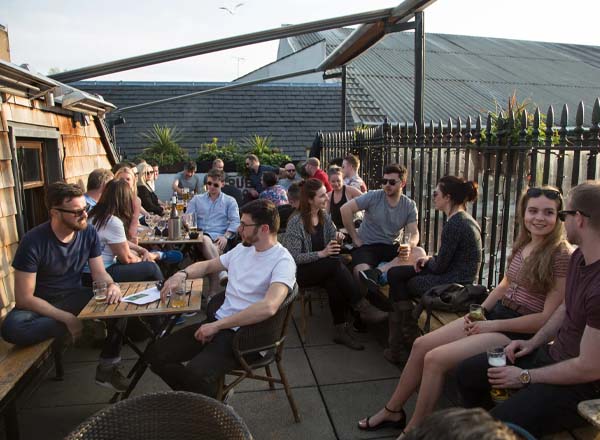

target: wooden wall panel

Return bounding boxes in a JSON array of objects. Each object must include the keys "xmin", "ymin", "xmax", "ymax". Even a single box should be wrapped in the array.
[
  {"xmin": 0, "ymin": 187, "xmax": 17, "ymax": 217},
  {"xmin": 0, "ymin": 132, "xmax": 11, "ymax": 161},
  {"xmin": 0, "ymin": 273, "xmax": 15, "ymax": 317},
  {"xmin": 0, "ymin": 216, "xmax": 18, "ymax": 248},
  {"xmin": 0, "ymin": 243, "xmax": 17, "ymax": 279},
  {"xmin": 0, "ymin": 161, "xmax": 14, "ymax": 190}
]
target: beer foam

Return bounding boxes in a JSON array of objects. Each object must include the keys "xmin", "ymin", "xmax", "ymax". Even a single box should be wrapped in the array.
[{"xmin": 488, "ymin": 357, "xmax": 506, "ymax": 367}]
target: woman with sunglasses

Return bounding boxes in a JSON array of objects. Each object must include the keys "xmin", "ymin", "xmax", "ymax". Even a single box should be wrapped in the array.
[
  {"xmin": 137, "ymin": 163, "xmax": 164, "ymax": 215},
  {"xmin": 357, "ymin": 185, "xmax": 572, "ymax": 436},
  {"xmin": 282, "ymin": 178, "xmax": 388, "ymax": 350}
]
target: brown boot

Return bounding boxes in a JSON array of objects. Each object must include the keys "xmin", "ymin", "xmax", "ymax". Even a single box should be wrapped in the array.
[
  {"xmin": 397, "ymin": 300, "xmax": 421, "ymax": 349},
  {"xmin": 354, "ymin": 298, "xmax": 388, "ymax": 323},
  {"xmin": 383, "ymin": 302, "xmax": 406, "ymax": 364},
  {"xmin": 334, "ymin": 323, "xmax": 365, "ymax": 351}
]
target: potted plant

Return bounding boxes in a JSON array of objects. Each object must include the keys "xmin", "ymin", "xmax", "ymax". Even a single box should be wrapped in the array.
[
  {"xmin": 137, "ymin": 124, "xmax": 188, "ymax": 173},
  {"xmin": 236, "ymin": 135, "xmax": 291, "ymax": 174},
  {"xmin": 196, "ymin": 137, "xmax": 239, "ymax": 172}
]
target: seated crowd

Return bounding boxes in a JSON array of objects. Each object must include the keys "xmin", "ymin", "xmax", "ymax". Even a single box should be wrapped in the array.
[{"xmin": 1, "ymin": 151, "xmax": 599, "ymax": 439}]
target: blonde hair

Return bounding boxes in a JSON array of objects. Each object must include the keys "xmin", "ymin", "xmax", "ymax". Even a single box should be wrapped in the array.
[
  {"xmin": 137, "ymin": 163, "xmax": 154, "ymax": 191},
  {"xmin": 509, "ymin": 186, "xmax": 567, "ymax": 293},
  {"xmin": 114, "ymin": 167, "xmax": 138, "ymax": 198}
]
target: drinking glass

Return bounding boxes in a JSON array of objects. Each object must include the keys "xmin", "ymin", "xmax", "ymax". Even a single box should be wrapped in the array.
[
  {"xmin": 399, "ymin": 231, "xmax": 411, "ymax": 262},
  {"xmin": 468, "ymin": 304, "xmax": 486, "ymax": 321},
  {"xmin": 93, "ymin": 281, "xmax": 107, "ymax": 303},
  {"xmin": 156, "ymin": 219, "xmax": 168, "ymax": 240},
  {"xmin": 171, "ymin": 279, "xmax": 187, "ymax": 308},
  {"xmin": 145, "ymin": 215, "xmax": 158, "ymax": 239},
  {"xmin": 487, "ymin": 347, "xmax": 510, "ymax": 404}
]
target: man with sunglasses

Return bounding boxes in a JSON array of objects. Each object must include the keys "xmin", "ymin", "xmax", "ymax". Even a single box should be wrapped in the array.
[
  {"xmin": 0, "ymin": 182, "xmax": 129, "ymax": 391},
  {"xmin": 456, "ymin": 181, "xmax": 600, "ymax": 437},
  {"xmin": 341, "ymin": 163, "xmax": 419, "ymax": 287},
  {"xmin": 147, "ymin": 199, "xmax": 296, "ymax": 398},
  {"xmin": 187, "ymin": 168, "xmax": 240, "ymax": 297},
  {"xmin": 279, "ymin": 162, "xmax": 301, "ymax": 191}
]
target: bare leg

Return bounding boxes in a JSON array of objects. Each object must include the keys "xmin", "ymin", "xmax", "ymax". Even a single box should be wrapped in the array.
[
  {"xmin": 404, "ymin": 332, "xmax": 512, "ymax": 432},
  {"xmin": 358, "ymin": 316, "xmax": 467, "ymax": 428}
]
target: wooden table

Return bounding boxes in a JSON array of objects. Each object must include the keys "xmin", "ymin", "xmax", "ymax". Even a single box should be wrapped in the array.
[
  {"xmin": 78, "ymin": 280, "xmax": 203, "ymax": 401},
  {"xmin": 578, "ymin": 399, "xmax": 600, "ymax": 429},
  {"xmin": 138, "ymin": 236, "xmax": 203, "ymax": 246}
]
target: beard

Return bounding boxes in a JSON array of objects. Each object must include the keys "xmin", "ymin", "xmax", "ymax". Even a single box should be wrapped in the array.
[
  {"xmin": 241, "ymin": 231, "xmax": 259, "ymax": 247},
  {"xmin": 69, "ymin": 218, "xmax": 88, "ymax": 231}
]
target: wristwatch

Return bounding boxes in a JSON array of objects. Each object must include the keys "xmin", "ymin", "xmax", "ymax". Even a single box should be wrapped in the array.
[{"xmin": 519, "ymin": 369, "xmax": 531, "ymax": 386}]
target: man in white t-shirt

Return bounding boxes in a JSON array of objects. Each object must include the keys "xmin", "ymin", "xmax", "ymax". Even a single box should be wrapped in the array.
[{"xmin": 147, "ymin": 199, "xmax": 296, "ymax": 397}]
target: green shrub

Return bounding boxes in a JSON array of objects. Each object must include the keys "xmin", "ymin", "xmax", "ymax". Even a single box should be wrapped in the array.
[
  {"xmin": 236, "ymin": 135, "xmax": 291, "ymax": 174},
  {"xmin": 137, "ymin": 124, "xmax": 188, "ymax": 166},
  {"xmin": 196, "ymin": 137, "xmax": 239, "ymax": 163}
]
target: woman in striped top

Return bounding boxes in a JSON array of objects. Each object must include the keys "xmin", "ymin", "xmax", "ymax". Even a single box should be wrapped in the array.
[{"xmin": 358, "ymin": 186, "xmax": 572, "ymax": 436}]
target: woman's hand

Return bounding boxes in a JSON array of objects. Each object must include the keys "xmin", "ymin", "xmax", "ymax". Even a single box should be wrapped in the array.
[
  {"xmin": 464, "ymin": 318, "xmax": 497, "ymax": 336},
  {"xmin": 335, "ymin": 231, "xmax": 346, "ymax": 243},
  {"xmin": 318, "ymin": 240, "xmax": 341, "ymax": 258},
  {"xmin": 414, "ymin": 256, "xmax": 431, "ymax": 272}
]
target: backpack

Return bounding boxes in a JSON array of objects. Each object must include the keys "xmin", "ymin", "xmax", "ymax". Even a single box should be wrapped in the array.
[{"xmin": 413, "ymin": 283, "xmax": 489, "ymax": 333}]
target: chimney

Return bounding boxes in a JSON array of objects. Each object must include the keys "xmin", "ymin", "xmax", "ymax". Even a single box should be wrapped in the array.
[{"xmin": 0, "ymin": 24, "xmax": 10, "ymax": 62}]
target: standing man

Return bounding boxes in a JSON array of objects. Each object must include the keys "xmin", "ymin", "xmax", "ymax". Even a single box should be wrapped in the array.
[
  {"xmin": 340, "ymin": 164, "xmax": 419, "ymax": 283},
  {"xmin": 305, "ymin": 157, "xmax": 332, "ymax": 192},
  {"xmin": 279, "ymin": 162, "xmax": 301, "ymax": 190},
  {"xmin": 455, "ymin": 181, "xmax": 600, "ymax": 438},
  {"xmin": 172, "ymin": 160, "xmax": 203, "ymax": 196},
  {"xmin": 244, "ymin": 154, "xmax": 284, "ymax": 199},
  {"xmin": 342, "ymin": 153, "xmax": 367, "ymax": 193},
  {"xmin": 0, "ymin": 182, "xmax": 129, "ymax": 391},
  {"xmin": 187, "ymin": 168, "xmax": 240, "ymax": 298},
  {"xmin": 84, "ymin": 168, "xmax": 113, "ymax": 210},
  {"xmin": 147, "ymin": 199, "xmax": 296, "ymax": 398}
]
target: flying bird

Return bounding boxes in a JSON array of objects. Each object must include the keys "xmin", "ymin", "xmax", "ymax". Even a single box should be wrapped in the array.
[{"xmin": 219, "ymin": 2, "xmax": 244, "ymax": 14}]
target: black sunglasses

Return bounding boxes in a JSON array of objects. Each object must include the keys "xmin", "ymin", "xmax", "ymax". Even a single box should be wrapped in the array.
[
  {"xmin": 53, "ymin": 206, "xmax": 89, "ymax": 217},
  {"xmin": 558, "ymin": 210, "xmax": 591, "ymax": 222},
  {"xmin": 380, "ymin": 178, "xmax": 400, "ymax": 186},
  {"xmin": 527, "ymin": 187, "xmax": 561, "ymax": 200},
  {"xmin": 206, "ymin": 181, "xmax": 220, "ymax": 188}
]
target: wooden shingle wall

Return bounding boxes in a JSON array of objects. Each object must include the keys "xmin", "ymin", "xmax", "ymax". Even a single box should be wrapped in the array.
[{"xmin": 0, "ymin": 95, "xmax": 112, "ymax": 318}]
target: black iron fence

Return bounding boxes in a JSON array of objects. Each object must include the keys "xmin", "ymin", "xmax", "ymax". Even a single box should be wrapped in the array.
[{"xmin": 318, "ymin": 98, "xmax": 600, "ymax": 288}]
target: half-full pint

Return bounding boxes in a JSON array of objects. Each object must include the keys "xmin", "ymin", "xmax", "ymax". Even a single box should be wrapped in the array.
[{"xmin": 487, "ymin": 347, "xmax": 510, "ymax": 404}]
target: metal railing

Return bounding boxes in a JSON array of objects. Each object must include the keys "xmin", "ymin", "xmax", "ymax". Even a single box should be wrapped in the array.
[{"xmin": 319, "ymin": 98, "xmax": 600, "ymax": 288}]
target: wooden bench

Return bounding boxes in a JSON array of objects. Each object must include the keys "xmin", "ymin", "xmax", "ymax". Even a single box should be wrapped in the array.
[{"xmin": 0, "ymin": 335, "xmax": 60, "ymax": 440}]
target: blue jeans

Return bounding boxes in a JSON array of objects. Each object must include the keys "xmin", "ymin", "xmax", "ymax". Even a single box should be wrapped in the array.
[
  {"xmin": 107, "ymin": 261, "xmax": 164, "ymax": 282},
  {"xmin": 0, "ymin": 287, "xmax": 123, "ymax": 361}
]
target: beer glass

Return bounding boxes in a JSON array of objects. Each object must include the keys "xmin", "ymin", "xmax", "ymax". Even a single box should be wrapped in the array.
[
  {"xmin": 171, "ymin": 280, "xmax": 187, "ymax": 308},
  {"xmin": 399, "ymin": 231, "xmax": 411, "ymax": 262},
  {"xmin": 93, "ymin": 281, "xmax": 107, "ymax": 303},
  {"xmin": 468, "ymin": 304, "xmax": 486, "ymax": 321},
  {"xmin": 487, "ymin": 347, "xmax": 510, "ymax": 404}
]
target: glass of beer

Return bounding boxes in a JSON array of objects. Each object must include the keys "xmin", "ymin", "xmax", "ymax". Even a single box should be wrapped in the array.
[
  {"xmin": 399, "ymin": 231, "xmax": 411, "ymax": 262},
  {"xmin": 469, "ymin": 304, "xmax": 486, "ymax": 321},
  {"xmin": 93, "ymin": 281, "xmax": 107, "ymax": 303},
  {"xmin": 170, "ymin": 280, "xmax": 187, "ymax": 308},
  {"xmin": 487, "ymin": 347, "xmax": 510, "ymax": 404}
]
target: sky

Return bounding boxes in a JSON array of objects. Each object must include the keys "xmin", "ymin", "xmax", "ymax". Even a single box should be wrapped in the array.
[{"xmin": 2, "ymin": 0, "xmax": 600, "ymax": 83}]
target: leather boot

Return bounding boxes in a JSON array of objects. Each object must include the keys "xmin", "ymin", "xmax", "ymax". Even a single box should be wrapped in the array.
[
  {"xmin": 354, "ymin": 298, "xmax": 388, "ymax": 323},
  {"xmin": 398, "ymin": 300, "xmax": 421, "ymax": 349},
  {"xmin": 333, "ymin": 323, "xmax": 365, "ymax": 351},
  {"xmin": 383, "ymin": 302, "xmax": 406, "ymax": 365}
]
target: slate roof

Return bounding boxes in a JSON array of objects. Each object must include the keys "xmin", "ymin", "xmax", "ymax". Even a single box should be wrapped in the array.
[
  {"xmin": 74, "ymin": 81, "xmax": 353, "ymax": 160},
  {"xmin": 286, "ymin": 29, "xmax": 600, "ymax": 124}
]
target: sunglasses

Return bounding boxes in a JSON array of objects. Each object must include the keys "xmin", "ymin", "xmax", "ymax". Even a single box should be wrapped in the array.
[
  {"xmin": 526, "ymin": 187, "xmax": 561, "ymax": 200},
  {"xmin": 206, "ymin": 181, "xmax": 221, "ymax": 188},
  {"xmin": 380, "ymin": 178, "xmax": 400, "ymax": 186},
  {"xmin": 558, "ymin": 210, "xmax": 591, "ymax": 222},
  {"xmin": 145, "ymin": 171, "xmax": 154, "ymax": 175},
  {"xmin": 285, "ymin": 169, "xmax": 296, "ymax": 173},
  {"xmin": 53, "ymin": 206, "xmax": 89, "ymax": 218}
]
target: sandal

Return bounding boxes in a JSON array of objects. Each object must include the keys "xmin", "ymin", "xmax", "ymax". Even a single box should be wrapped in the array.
[{"xmin": 357, "ymin": 405, "xmax": 406, "ymax": 431}]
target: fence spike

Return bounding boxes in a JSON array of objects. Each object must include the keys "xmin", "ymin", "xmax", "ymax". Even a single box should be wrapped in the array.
[
  {"xmin": 520, "ymin": 110, "xmax": 528, "ymax": 144},
  {"xmin": 465, "ymin": 115, "xmax": 472, "ymax": 144},
  {"xmin": 546, "ymin": 105, "xmax": 555, "ymax": 133},
  {"xmin": 447, "ymin": 117, "xmax": 453, "ymax": 133},
  {"xmin": 533, "ymin": 107, "xmax": 540, "ymax": 129},
  {"xmin": 576, "ymin": 101, "xmax": 585, "ymax": 127},
  {"xmin": 593, "ymin": 98, "xmax": 600, "ymax": 125},
  {"xmin": 560, "ymin": 104, "xmax": 569, "ymax": 128},
  {"xmin": 486, "ymin": 113, "xmax": 492, "ymax": 142}
]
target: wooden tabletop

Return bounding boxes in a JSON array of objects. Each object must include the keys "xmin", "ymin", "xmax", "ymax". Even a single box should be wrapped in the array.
[
  {"xmin": 578, "ymin": 399, "xmax": 600, "ymax": 429},
  {"xmin": 78, "ymin": 280, "xmax": 203, "ymax": 320},
  {"xmin": 138, "ymin": 236, "xmax": 204, "ymax": 246}
]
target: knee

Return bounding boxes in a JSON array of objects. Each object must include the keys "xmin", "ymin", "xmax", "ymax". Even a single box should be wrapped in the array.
[{"xmin": 423, "ymin": 346, "xmax": 452, "ymax": 373}]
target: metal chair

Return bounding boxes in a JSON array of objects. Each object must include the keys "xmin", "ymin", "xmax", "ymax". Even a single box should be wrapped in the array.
[
  {"xmin": 65, "ymin": 391, "xmax": 253, "ymax": 440},
  {"xmin": 213, "ymin": 284, "xmax": 301, "ymax": 422}
]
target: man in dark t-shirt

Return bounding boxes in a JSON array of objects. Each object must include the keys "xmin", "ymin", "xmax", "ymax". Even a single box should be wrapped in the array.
[
  {"xmin": 455, "ymin": 181, "xmax": 600, "ymax": 437},
  {"xmin": 244, "ymin": 154, "xmax": 284, "ymax": 199},
  {"xmin": 0, "ymin": 182, "xmax": 129, "ymax": 392}
]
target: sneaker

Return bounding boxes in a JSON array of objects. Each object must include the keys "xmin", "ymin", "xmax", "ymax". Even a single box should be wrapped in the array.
[
  {"xmin": 218, "ymin": 271, "xmax": 228, "ymax": 287},
  {"xmin": 95, "ymin": 364, "xmax": 129, "ymax": 392},
  {"xmin": 175, "ymin": 315, "xmax": 186, "ymax": 325},
  {"xmin": 161, "ymin": 250, "xmax": 184, "ymax": 264},
  {"xmin": 360, "ymin": 268, "xmax": 383, "ymax": 289}
]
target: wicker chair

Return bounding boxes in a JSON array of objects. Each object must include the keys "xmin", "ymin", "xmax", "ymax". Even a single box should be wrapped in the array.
[
  {"xmin": 65, "ymin": 391, "xmax": 253, "ymax": 440},
  {"xmin": 210, "ymin": 284, "xmax": 301, "ymax": 422}
]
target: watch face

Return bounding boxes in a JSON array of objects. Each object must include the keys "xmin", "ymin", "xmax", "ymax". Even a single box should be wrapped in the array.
[{"xmin": 519, "ymin": 370, "xmax": 531, "ymax": 384}]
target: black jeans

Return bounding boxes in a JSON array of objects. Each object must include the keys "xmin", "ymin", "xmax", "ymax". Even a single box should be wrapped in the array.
[
  {"xmin": 456, "ymin": 345, "xmax": 600, "ymax": 437},
  {"xmin": 387, "ymin": 265, "xmax": 418, "ymax": 301},
  {"xmin": 296, "ymin": 257, "xmax": 362, "ymax": 325},
  {"xmin": 146, "ymin": 315, "xmax": 237, "ymax": 398}
]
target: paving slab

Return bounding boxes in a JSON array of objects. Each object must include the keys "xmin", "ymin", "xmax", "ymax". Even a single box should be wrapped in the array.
[{"xmin": 228, "ymin": 386, "xmax": 336, "ymax": 440}]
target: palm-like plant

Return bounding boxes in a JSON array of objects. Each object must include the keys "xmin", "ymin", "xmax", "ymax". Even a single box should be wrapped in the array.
[{"xmin": 138, "ymin": 124, "xmax": 188, "ymax": 165}]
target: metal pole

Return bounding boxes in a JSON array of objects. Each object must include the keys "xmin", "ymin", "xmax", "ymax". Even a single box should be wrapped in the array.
[
  {"xmin": 341, "ymin": 65, "xmax": 347, "ymax": 131},
  {"xmin": 414, "ymin": 11, "xmax": 424, "ymax": 132}
]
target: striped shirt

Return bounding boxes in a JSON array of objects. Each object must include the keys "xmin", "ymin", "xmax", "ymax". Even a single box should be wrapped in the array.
[{"xmin": 504, "ymin": 244, "xmax": 572, "ymax": 314}]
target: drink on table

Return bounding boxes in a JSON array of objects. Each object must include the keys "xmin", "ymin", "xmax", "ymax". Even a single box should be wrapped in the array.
[
  {"xmin": 171, "ymin": 281, "xmax": 187, "ymax": 308},
  {"xmin": 468, "ymin": 304, "xmax": 486, "ymax": 321},
  {"xmin": 182, "ymin": 188, "xmax": 190, "ymax": 202},
  {"xmin": 487, "ymin": 347, "xmax": 510, "ymax": 404},
  {"xmin": 93, "ymin": 281, "xmax": 107, "ymax": 303}
]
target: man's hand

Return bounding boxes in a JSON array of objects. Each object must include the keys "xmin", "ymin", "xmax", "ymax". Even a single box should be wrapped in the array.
[
  {"xmin": 64, "ymin": 314, "xmax": 83, "ymax": 340},
  {"xmin": 160, "ymin": 272, "xmax": 186, "ymax": 302},
  {"xmin": 194, "ymin": 322, "xmax": 219, "ymax": 344},
  {"xmin": 488, "ymin": 366, "xmax": 525, "ymax": 389},
  {"xmin": 214, "ymin": 236, "xmax": 228, "ymax": 252},
  {"xmin": 504, "ymin": 339, "xmax": 534, "ymax": 364},
  {"xmin": 106, "ymin": 283, "xmax": 122, "ymax": 305}
]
